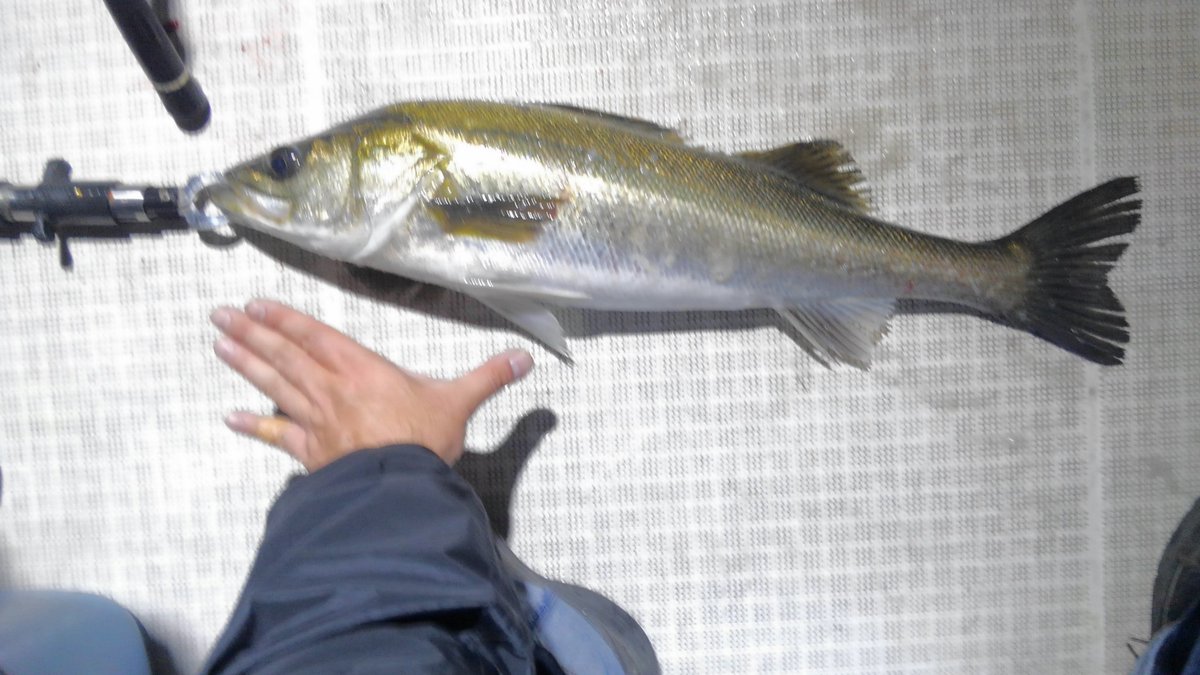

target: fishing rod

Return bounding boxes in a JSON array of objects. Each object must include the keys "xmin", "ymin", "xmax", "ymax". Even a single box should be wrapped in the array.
[
  {"xmin": 103, "ymin": 0, "xmax": 211, "ymax": 132},
  {"xmin": 0, "ymin": 160, "xmax": 232, "ymax": 268},
  {"xmin": 1, "ymin": 1, "xmax": 229, "ymax": 266}
]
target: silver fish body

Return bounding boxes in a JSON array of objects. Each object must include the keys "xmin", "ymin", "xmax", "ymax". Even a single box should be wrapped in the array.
[{"xmin": 210, "ymin": 101, "xmax": 1139, "ymax": 366}]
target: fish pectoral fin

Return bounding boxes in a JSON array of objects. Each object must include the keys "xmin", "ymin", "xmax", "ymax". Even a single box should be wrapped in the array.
[
  {"xmin": 741, "ymin": 141, "xmax": 871, "ymax": 213},
  {"xmin": 774, "ymin": 297, "xmax": 895, "ymax": 370},
  {"xmin": 426, "ymin": 192, "xmax": 563, "ymax": 243},
  {"xmin": 535, "ymin": 103, "xmax": 687, "ymax": 144},
  {"xmin": 471, "ymin": 293, "xmax": 573, "ymax": 359}
]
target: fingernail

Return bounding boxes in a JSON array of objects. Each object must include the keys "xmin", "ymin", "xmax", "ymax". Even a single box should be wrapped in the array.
[
  {"xmin": 508, "ymin": 350, "xmax": 535, "ymax": 380},
  {"xmin": 245, "ymin": 301, "xmax": 267, "ymax": 320},
  {"xmin": 214, "ymin": 337, "xmax": 237, "ymax": 358},
  {"xmin": 210, "ymin": 308, "xmax": 232, "ymax": 329},
  {"xmin": 224, "ymin": 411, "xmax": 249, "ymax": 432}
]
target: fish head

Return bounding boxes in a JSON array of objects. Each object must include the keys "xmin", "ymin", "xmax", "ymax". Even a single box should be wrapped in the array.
[
  {"xmin": 212, "ymin": 135, "xmax": 356, "ymax": 238},
  {"xmin": 208, "ymin": 113, "xmax": 439, "ymax": 258}
]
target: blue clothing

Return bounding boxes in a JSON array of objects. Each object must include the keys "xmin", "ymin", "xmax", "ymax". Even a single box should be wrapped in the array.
[
  {"xmin": 201, "ymin": 445, "xmax": 541, "ymax": 674},
  {"xmin": 0, "ymin": 591, "xmax": 152, "ymax": 675},
  {"xmin": 1134, "ymin": 598, "xmax": 1200, "ymax": 675}
]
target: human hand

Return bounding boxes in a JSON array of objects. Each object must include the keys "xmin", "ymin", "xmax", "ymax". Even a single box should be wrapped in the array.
[{"xmin": 209, "ymin": 299, "xmax": 534, "ymax": 471}]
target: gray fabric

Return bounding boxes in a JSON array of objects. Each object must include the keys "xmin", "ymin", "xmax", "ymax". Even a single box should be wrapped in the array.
[{"xmin": 0, "ymin": 2, "xmax": 1197, "ymax": 672}]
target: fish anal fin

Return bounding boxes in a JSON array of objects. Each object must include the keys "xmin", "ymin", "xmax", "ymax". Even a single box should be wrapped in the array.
[
  {"xmin": 471, "ymin": 293, "xmax": 573, "ymax": 359},
  {"xmin": 774, "ymin": 297, "xmax": 894, "ymax": 369},
  {"xmin": 741, "ymin": 140, "xmax": 870, "ymax": 213},
  {"xmin": 536, "ymin": 103, "xmax": 687, "ymax": 144}
]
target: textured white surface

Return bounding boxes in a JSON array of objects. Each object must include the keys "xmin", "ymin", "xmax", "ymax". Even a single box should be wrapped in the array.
[{"xmin": 1, "ymin": 1, "xmax": 1197, "ymax": 672}]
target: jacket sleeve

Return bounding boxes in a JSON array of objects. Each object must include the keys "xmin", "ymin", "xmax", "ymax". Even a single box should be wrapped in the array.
[{"xmin": 201, "ymin": 445, "xmax": 535, "ymax": 675}]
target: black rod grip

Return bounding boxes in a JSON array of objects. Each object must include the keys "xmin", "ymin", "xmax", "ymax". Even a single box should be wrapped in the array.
[{"xmin": 103, "ymin": 0, "xmax": 210, "ymax": 132}]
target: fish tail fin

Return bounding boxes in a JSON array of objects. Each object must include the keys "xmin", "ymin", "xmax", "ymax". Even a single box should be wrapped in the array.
[{"xmin": 999, "ymin": 177, "xmax": 1140, "ymax": 366}]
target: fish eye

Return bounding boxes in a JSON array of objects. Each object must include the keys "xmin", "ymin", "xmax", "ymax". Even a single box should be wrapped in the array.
[{"xmin": 268, "ymin": 146, "xmax": 303, "ymax": 180}]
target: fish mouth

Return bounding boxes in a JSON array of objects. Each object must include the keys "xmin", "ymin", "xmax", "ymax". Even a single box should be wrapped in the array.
[{"xmin": 205, "ymin": 178, "xmax": 293, "ymax": 231}]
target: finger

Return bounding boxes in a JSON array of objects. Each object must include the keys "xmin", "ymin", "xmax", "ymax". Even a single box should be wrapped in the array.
[
  {"xmin": 225, "ymin": 411, "xmax": 309, "ymax": 462},
  {"xmin": 244, "ymin": 299, "xmax": 377, "ymax": 372},
  {"xmin": 213, "ymin": 337, "xmax": 312, "ymax": 422},
  {"xmin": 211, "ymin": 307, "xmax": 330, "ymax": 396},
  {"xmin": 453, "ymin": 349, "xmax": 534, "ymax": 413}
]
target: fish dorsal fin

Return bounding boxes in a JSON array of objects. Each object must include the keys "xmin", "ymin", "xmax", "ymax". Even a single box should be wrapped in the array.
[
  {"xmin": 536, "ymin": 104, "xmax": 687, "ymax": 144},
  {"xmin": 774, "ymin": 297, "xmax": 894, "ymax": 369},
  {"xmin": 741, "ymin": 141, "xmax": 870, "ymax": 213}
]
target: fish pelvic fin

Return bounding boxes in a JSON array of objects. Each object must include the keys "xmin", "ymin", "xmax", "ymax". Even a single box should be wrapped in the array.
[
  {"xmin": 1000, "ymin": 177, "xmax": 1140, "ymax": 366},
  {"xmin": 774, "ymin": 297, "xmax": 895, "ymax": 370},
  {"xmin": 468, "ymin": 292, "xmax": 573, "ymax": 360}
]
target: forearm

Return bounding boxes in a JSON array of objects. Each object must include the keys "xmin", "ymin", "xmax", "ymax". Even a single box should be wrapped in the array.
[{"xmin": 202, "ymin": 445, "xmax": 533, "ymax": 674}]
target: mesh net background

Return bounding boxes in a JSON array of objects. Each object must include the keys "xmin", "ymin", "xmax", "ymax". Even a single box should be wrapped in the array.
[{"xmin": 1, "ymin": 1, "xmax": 1197, "ymax": 672}]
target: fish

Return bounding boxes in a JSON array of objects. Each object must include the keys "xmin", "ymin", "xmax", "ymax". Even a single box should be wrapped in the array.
[{"xmin": 207, "ymin": 100, "xmax": 1139, "ymax": 367}]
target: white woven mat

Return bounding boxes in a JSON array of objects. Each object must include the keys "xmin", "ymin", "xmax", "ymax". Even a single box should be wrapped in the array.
[{"xmin": 1, "ymin": 1, "xmax": 1197, "ymax": 672}]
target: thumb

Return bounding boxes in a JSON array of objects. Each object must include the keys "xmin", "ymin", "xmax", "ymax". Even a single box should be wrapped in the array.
[{"xmin": 453, "ymin": 349, "xmax": 535, "ymax": 413}]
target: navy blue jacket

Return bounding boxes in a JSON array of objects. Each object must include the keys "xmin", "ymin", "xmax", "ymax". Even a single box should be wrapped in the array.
[{"xmin": 202, "ymin": 445, "xmax": 538, "ymax": 674}]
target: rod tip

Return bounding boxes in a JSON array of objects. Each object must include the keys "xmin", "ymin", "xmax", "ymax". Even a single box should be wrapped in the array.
[{"xmin": 160, "ymin": 77, "xmax": 211, "ymax": 133}]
